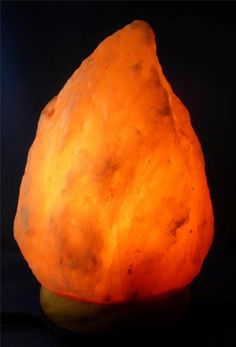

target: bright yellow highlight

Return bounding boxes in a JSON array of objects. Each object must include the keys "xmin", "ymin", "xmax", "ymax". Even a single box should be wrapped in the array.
[{"xmin": 14, "ymin": 21, "xmax": 214, "ymax": 304}]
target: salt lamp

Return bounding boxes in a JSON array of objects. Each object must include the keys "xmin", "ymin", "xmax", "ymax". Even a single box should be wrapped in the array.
[{"xmin": 14, "ymin": 20, "xmax": 214, "ymax": 329}]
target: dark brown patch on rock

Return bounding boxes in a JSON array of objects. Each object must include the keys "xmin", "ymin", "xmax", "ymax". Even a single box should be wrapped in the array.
[
  {"xmin": 128, "ymin": 264, "xmax": 133, "ymax": 275},
  {"xmin": 42, "ymin": 96, "xmax": 57, "ymax": 118},
  {"xmin": 131, "ymin": 61, "xmax": 142, "ymax": 72},
  {"xmin": 97, "ymin": 156, "xmax": 119, "ymax": 180},
  {"xmin": 57, "ymin": 217, "xmax": 104, "ymax": 275},
  {"xmin": 170, "ymin": 214, "xmax": 189, "ymax": 237}
]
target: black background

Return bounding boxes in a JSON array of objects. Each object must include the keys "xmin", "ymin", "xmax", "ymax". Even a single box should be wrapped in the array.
[{"xmin": 1, "ymin": 1, "xmax": 236, "ymax": 345}]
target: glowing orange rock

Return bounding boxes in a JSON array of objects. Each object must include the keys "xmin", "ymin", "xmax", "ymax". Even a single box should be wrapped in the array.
[{"xmin": 14, "ymin": 21, "xmax": 214, "ymax": 304}]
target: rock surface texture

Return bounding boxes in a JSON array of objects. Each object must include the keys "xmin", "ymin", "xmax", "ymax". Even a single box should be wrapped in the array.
[{"xmin": 14, "ymin": 21, "xmax": 214, "ymax": 304}]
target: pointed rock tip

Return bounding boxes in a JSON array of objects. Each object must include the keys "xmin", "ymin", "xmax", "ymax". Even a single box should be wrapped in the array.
[
  {"xmin": 118, "ymin": 20, "xmax": 155, "ymax": 47},
  {"xmin": 129, "ymin": 20, "xmax": 153, "ymax": 31}
]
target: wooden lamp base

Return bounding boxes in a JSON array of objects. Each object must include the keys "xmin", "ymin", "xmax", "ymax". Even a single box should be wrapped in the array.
[{"xmin": 40, "ymin": 286, "xmax": 189, "ymax": 335}]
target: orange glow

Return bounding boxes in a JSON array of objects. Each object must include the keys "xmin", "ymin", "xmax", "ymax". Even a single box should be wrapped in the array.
[{"xmin": 14, "ymin": 21, "xmax": 214, "ymax": 304}]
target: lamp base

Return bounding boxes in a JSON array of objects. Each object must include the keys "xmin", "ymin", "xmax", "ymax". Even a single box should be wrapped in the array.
[{"xmin": 40, "ymin": 286, "xmax": 189, "ymax": 335}]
